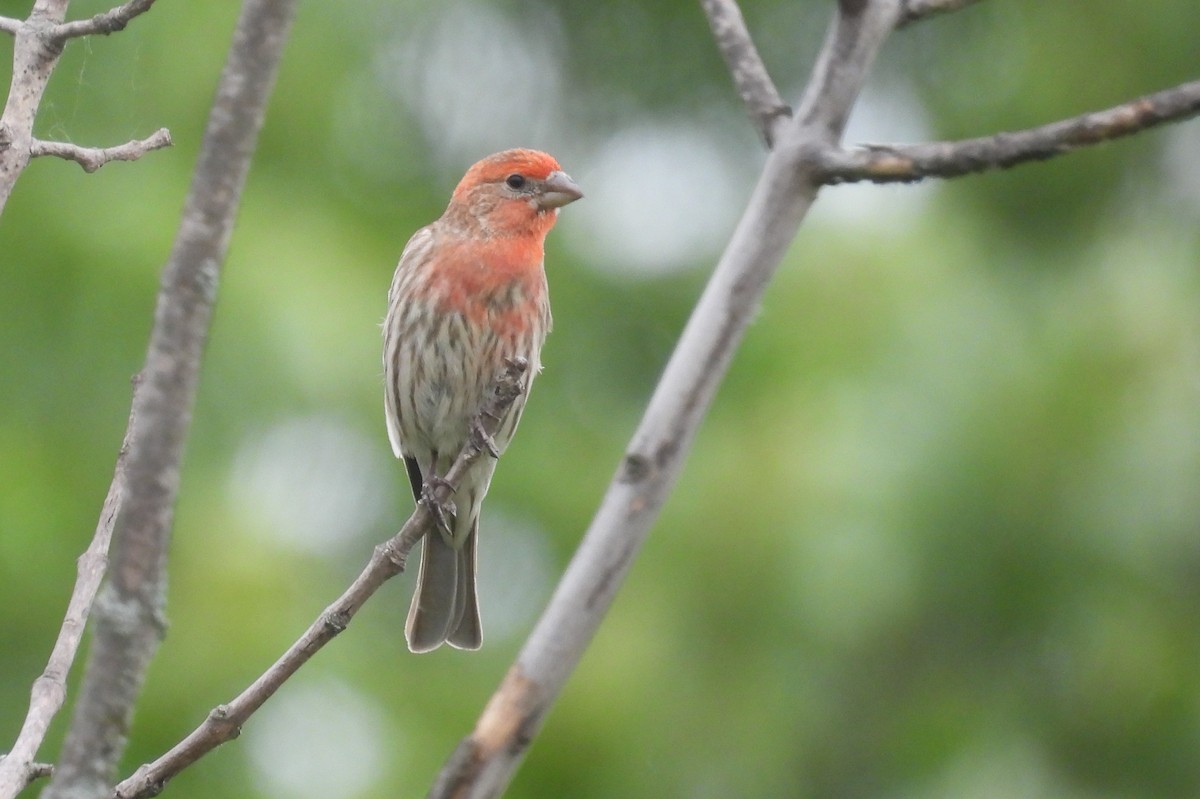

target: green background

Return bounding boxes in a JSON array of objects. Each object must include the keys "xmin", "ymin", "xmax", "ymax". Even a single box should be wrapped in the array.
[{"xmin": 2, "ymin": 1, "xmax": 1199, "ymax": 797}]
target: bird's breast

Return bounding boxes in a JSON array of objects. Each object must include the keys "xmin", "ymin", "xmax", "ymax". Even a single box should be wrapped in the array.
[{"xmin": 431, "ymin": 239, "xmax": 548, "ymax": 335}]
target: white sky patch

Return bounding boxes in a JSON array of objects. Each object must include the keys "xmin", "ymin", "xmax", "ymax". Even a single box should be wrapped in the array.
[
  {"xmin": 229, "ymin": 415, "xmax": 392, "ymax": 555},
  {"xmin": 565, "ymin": 123, "xmax": 749, "ymax": 277},
  {"xmin": 475, "ymin": 509, "xmax": 557, "ymax": 644},
  {"xmin": 380, "ymin": 0, "xmax": 567, "ymax": 173},
  {"xmin": 1161, "ymin": 123, "xmax": 1200, "ymax": 218},
  {"xmin": 246, "ymin": 678, "xmax": 396, "ymax": 799}
]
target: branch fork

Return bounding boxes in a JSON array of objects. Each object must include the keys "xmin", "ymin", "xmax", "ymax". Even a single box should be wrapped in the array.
[
  {"xmin": 422, "ymin": 1, "xmax": 1200, "ymax": 797},
  {"xmin": 6, "ymin": 0, "xmax": 1200, "ymax": 798},
  {"xmin": 0, "ymin": 0, "xmax": 167, "ymax": 214}
]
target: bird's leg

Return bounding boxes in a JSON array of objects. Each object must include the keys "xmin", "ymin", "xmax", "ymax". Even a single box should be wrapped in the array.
[
  {"xmin": 469, "ymin": 417, "xmax": 501, "ymax": 459},
  {"xmin": 420, "ymin": 475, "xmax": 456, "ymax": 538}
]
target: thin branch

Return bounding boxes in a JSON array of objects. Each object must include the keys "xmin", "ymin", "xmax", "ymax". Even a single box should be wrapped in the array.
[
  {"xmin": 0, "ymin": 759, "xmax": 55, "ymax": 793},
  {"xmin": 52, "ymin": 0, "xmax": 158, "ymax": 40},
  {"xmin": 897, "ymin": 0, "xmax": 983, "ymax": 27},
  {"xmin": 699, "ymin": 0, "xmax": 790, "ymax": 147},
  {"xmin": 0, "ymin": 379, "xmax": 139, "ymax": 799},
  {"xmin": 31, "ymin": 128, "xmax": 172, "ymax": 173},
  {"xmin": 40, "ymin": 1, "xmax": 298, "ymax": 797},
  {"xmin": 792, "ymin": 0, "xmax": 900, "ymax": 139},
  {"xmin": 113, "ymin": 359, "xmax": 529, "ymax": 799},
  {"xmin": 0, "ymin": 2, "xmax": 71, "ymax": 214},
  {"xmin": 0, "ymin": 0, "xmax": 164, "ymax": 213},
  {"xmin": 816, "ymin": 78, "xmax": 1200, "ymax": 184},
  {"xmin": 0, "ymin": 0, "xmax": 167, "ymax": 794},
  {"xmin": 425, "ymin": 2, "xmax": 903, "ymax": 798}
]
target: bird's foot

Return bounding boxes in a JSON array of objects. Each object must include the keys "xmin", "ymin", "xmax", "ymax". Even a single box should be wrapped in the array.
[
  {"xmin": 470, "ymin": 418, "xmax": 501, "ymax": 459},
  {"xmin": 420, "ymin": 476, "xmax": 456, "ymax": 537}
]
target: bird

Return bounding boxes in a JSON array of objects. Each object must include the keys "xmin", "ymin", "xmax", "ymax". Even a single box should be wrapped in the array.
[{"xmin": 383, "ymin": 149, "xmax": 582, "ymax": 652}]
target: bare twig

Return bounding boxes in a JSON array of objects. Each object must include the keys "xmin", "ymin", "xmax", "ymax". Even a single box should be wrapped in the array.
[
  {"xmin": 699, "ymin": 0, "xmax": 790, "ymax": 147},
  {"xmin": 40, "ymin": 2, "xmax": 298, "ymax": 797},
  {"xmin": 31, "ymin": 129, "xmax": 172, "ymax": 173},
  {"xmin": 816, "ymin": 78, "xmax": 1200, "ymax": 184},
  {"xmin": 0, "ymin": 0, "xmax": 168, "ymax": 213},
  {"xmin": 0, "ymin": 380, "xmax": 139, "ymax": 799},
  {"xmin": 1, "ymin": 1, "xmax": 167, "ymax": 795},
  {"xmin": 425, "ymin": 2, "xmax": 903, "ymax": 798},
  {"xmin": 1, "ymin": 2, "xmax": 73, "ymax": 214},
  {"xmin": 112, "ymin": 359, "xmax": 529, "ymax": 799},
  {"xmin": 0, "ymin": 760, "xmax": 55, "ymax": 786},
  {"xmin": 52, "ymin": 0, "xmax": 158, "ymax": 40},
  {"xmin": 0, "ymin": 759, "xmax": 53, "ymax": 791},
  {"xmin": 897, "ymin": 0, "xmax": 983, "ymax": 27}
]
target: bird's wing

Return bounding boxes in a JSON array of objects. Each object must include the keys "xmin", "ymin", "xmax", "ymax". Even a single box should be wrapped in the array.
[{"xmin": 383, "ymin": 225, "xmax": 436, "ymax": 459}]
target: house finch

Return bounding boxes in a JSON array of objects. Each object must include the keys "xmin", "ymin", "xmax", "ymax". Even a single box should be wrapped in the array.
[{"xmin": 383, "ymin": 149, "xmax": 582, "ymax": 653}]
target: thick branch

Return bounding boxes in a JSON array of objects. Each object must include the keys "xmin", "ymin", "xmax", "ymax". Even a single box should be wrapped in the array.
[
  {"xmin": 31, "ymin": 128, "xmax": 172, "ymax": 173},
  {"xmin": 425, "ymin": 3, "xmax": 902, "ymax": 798},
  {"xmin": 0, "ymin": 17, "xmax": 20, "ymax": 35},
  {"xmin": 40, "ymin": 2, "xmax": 298, "ymax": 798},
  {"xmin": 816, "ymin": 78, "xmax": 1200, "ymax": 184},
  {"xmin": 52, "ymin": 0, "xmax": 157, "ymax": 40},
  {"xmin": 113, "ymin": 359, "xmax": 529, "ymax": 799},
  {"xmin": 897, "ymin": 0, "xmax": 983, "ymax": 27},
  {"xmin": 0, "ymin": 381, "xmax": 137, "ymax": 799},
  {"xmin": 699, "ymin": 0, "xmax": 790, "ymax": 147}
]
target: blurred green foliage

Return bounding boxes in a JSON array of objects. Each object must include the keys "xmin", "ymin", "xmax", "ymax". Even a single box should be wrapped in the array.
[{"xmin": 2, "ymin": 0, "xmax": 1199, "ymax": 797}]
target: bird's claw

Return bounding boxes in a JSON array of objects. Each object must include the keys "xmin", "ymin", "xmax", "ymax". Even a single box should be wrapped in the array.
[
  {"xmin": 420, "ymin": 476, "xmax": 456, "ymax": 537},
  {"xmin": 470, "ymin": 418, "xmax": 501, "ymax": 459}
]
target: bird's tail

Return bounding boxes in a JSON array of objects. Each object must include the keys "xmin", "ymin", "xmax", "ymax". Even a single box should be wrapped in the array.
[{"xmin": 405, "ymin": 519, "xmax": 481, "ymax": 653}]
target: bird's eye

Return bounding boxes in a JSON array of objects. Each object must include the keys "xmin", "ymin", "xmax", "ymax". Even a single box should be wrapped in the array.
[{"xmin": 505, "ymin": 174, "xmax": 526, "ymax": 190}]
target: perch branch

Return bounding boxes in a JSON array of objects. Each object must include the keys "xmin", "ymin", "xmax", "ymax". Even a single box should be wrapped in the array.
[
  {"xmin": 699, "ymin": 0, "xmax": 790, "ymax": 147},
  {"xmin": 425, "ymin": 2, "xmax": 903, "ymax": 798},
  {"xmin": 31, "ymin": 128, "xmax": 172, "ymax": 173},
  {"xmin": 40, "ymin": 1, "xmax": 298, "ymax": 797},
  {"xmin": 52, "ymin": 0, "xmax": 157, "ymax": 40},
  {"xmin": 897, "ymin": 0, "xmax": 983, "ymax": 27},
  {"xmin": 816, "ymin": 77, "xmax": 1200, "ymax": 184},
  {"xmin": 0, "ymin": 380, "xmax": 138, "ymax": 799},
  {"xmin": 112, "ymin": 359, "xmax": 529, "ymax": 799}
]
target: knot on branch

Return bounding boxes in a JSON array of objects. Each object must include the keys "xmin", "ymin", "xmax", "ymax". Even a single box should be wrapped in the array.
[
  {"xmin": 375, "ymin": 540, "xmax": 408, "ymax": 571},
  {"xmin": 322, "ymin": 609, "xmax": 351, "ymax": 633},
  {"xmin": 30, "ymin": 128, "xmax": 172, "ymax": 173},
  {"xmin": 81, "ymin": 11, "xmax": 133, "ymax": 35},
  {"xmin": 115, "ymin": 766, "xmax": 163, "ymax": 799},
  {"xmin": 207, "ymin": 704, "xmax": 241, "ymax": 738},
  {"xmin": 618, "ymin": 453, "xmax": 652, "ymax": 484},
  {"xmin": 490, "ymin": 357, "xmax": 529, "ymax": 410}
]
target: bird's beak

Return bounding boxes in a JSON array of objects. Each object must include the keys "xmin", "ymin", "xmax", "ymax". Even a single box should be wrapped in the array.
[{"xmin": 538, "ymin": 170, "xmax": 584, "ymax": 210}]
